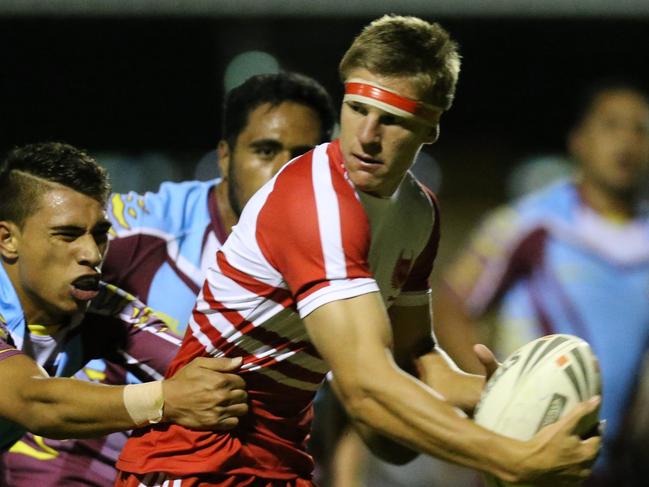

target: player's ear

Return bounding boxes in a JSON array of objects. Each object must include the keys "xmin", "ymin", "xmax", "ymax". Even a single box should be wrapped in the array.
[
  {"xmin": 217, "ymin": 140, "xmax": 231, "ymax": 180},
  {"xmin": 0, "ymin": 220, "xmax": 20, "ymax": 261}
]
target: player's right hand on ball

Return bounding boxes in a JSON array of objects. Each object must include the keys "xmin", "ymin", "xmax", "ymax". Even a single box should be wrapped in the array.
[
  {"xmin": 161, "ymin": 356, "xmax": 248, "ymax": 430},
  {"xmin": 517, "ymin": 396, "xmax": 601, "ymax": 486}
]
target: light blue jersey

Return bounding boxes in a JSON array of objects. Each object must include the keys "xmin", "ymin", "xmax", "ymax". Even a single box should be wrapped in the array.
[
  {"xmin": 0, "ymin": 263, "xmax": 178, "ymax": 457},
  {"xmin": 103, "ymin": 179, "xmax": 226, "ymax": 332}
]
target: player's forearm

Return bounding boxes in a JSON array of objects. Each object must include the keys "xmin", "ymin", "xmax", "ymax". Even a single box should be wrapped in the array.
[
  {"xmin": 17, "ymin": 376, "xmax": 137, "ymax": 438},
  {"xmin": 433, "ymin": 287, "xmax": 486, "ymax": 374},
  {"xmin": 415, "ymin": 350, "xmax": 484, "ymax": 414},
  {"xmin": 330, "ymin": 376, "xmax": 418, "ymax": 465},
  {"xmin": 342, "ymin": 359, "xmax": 528, "ymax": 482}
]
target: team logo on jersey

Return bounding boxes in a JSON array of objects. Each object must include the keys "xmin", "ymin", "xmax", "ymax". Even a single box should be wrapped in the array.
[{"xmin": 391, "ymin": 250, "xmax": 415, "ymax": 290}]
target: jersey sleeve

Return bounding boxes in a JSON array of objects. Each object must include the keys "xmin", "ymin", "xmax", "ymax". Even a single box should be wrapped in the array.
[
  {"xmin": 102, "ymin": 180, "xmax": 215, "ymax": 297},
  {"xmin": 441, "ymin": 204, "xmax": 544, "ymax": 317},
  {"xmin": 255, "ymin": 147, "xmax": 379, "ymax": 318},
  {"xmin": 83, "ymin": 283, "xmax": 180, "ymax": 381},
  {"xmin": 394, "ymin": 186, "xmax": 441, "ymax": 307},
  {"xmin": 0, "ymin": 319, "xmax": 22, "ymax": 363}
]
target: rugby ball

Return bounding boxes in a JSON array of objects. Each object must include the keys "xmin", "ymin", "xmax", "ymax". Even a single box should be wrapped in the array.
[{"xmin": 473, "ymin": 334, "xmax": 601, "ymax": 487}]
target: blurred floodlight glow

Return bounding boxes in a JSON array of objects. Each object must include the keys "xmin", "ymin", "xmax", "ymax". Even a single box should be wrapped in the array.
[{"xmin": 224, "ymin": 51, "xmax": 280, "ymax": 92}]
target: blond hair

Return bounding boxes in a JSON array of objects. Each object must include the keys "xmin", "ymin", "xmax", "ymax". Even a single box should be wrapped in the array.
[{"xmin": 339, "ymin": 15, "xmax": 461, "ymax": 110}]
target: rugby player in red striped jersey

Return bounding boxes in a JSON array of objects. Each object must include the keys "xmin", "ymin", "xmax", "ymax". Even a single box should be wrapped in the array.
[{"xmin": 116, "ymin": 15, "xmax": 601, "ymax": 487}]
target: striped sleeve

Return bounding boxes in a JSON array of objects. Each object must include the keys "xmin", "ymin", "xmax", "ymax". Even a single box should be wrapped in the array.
[
  {"xmin": 0, "ymin": 342, "xmax": 22, "ymax": 363},
  {"xmin": 83, "ymin": 283, "xmax": 180, "ymax": 381},
  {"xmin": 0, "ymin": 320, "xmax": 21, "ymax": 363},
  {"xmin": 256, "ymin": 145, "xmax": 379, "ymax": 318}
]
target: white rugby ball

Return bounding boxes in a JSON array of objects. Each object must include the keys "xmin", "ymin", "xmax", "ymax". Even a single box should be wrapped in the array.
[{"xmin": 473, "ymin": 334, "xmax": 601, "ymax": 487}]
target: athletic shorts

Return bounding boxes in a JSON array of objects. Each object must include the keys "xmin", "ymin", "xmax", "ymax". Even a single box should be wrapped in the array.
[{"xmin": 114, "ymin": 472, "xmax": 315, "ymax": 487}]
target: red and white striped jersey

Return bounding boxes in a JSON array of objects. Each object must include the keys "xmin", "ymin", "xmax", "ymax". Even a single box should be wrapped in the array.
[{"xmin": 117, "ymin": 140, "xmax": 440, "ymax": 480}]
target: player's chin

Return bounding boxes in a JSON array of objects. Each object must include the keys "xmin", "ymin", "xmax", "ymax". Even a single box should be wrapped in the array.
[
  {"xmin": 63, "ymin": 293, "xmax": 91, "ymax": 313},
  {"xmin": 349, "ymin": 171, "xmax": 384, "ymax": 193}
]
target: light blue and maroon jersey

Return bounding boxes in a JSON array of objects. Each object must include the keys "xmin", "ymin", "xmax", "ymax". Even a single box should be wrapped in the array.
[
  {"xmin": 2, "ymin": 180, "xmax": 227, "ymax": 486},
  {"xmin": 102, "ymin": 179, "xmax": 226, "ymax": 330},
  {"xmin": 0, "ymin": 262, "xmax": 180, "ymax": 459},
  {"xmin": 442, "ymin": 180, "xmax": 649, "ymax": 471}
]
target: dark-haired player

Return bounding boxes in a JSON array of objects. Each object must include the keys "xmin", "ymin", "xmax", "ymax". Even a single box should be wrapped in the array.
[{"xmin": 0, "ymin": 142, "xmax": 248, "ymax": 469}]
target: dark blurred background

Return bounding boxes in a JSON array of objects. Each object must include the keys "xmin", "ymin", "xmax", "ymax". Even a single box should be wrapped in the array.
[{"xmin": 2, "ymin": 0, "xmax": 649, "ymax": 260}]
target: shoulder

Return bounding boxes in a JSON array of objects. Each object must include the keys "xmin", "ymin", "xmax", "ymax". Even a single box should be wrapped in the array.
[
  {"xmin": 403, "ymin": 172, "xmax": 439, "ymax": 220},
  {"xmin": 108, "ymin": 179, "xmax": 218, "ymax": 236},
  {"xmin": 513, "ymin": 179, "xmax": 577, "ymax": 222},
  {"xmin": 256, "ymin": 142, "xmax": 364, "ymax": 230}
]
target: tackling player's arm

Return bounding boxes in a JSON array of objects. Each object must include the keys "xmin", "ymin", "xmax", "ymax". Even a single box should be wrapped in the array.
[
  {"xmin": 0, "ymin": 351, "xmax": 247, "ymax": 440},
  {"xmin": 304, "ymin": 291, "xmax": 600, "ymax": 484}
]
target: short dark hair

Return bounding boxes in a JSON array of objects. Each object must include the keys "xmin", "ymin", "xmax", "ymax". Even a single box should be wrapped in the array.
[
  {"xmin": 572, "ymin": 78, "xmax": 649, "ymax": 129},
  {"xmin": 0, "ymin": 142, "xmax": 111, "ymax": 226},
  {"xmin": 222, "ymin": 72, "xmax": 336, "ymax": 149}
]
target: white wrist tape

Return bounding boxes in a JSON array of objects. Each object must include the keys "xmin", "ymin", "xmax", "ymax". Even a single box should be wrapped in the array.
[{"xmin": 123, "ymin": 381, "xmax": 164, "ymax": 426}]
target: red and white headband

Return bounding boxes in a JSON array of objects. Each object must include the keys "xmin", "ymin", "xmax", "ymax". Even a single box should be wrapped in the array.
[{"xmin": 343, "ymin": 78, "xmax": 441, "ymax": 126}]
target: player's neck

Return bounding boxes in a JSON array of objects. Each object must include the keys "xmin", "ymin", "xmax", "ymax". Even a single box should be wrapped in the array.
[
  {"xmin": 213, "ymin": 183, "xmax": 238, "ymax": 235},
  {"xmin": 577, "ymin": 178, "xmax": 636, "ymax": 222}
]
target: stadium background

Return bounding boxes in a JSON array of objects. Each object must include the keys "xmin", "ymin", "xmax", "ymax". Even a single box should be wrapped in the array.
[{"xmin": 2, "ymin": 0, "xmax": 649, "ymax": 271}]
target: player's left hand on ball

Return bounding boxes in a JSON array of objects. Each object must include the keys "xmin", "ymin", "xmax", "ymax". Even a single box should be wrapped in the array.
[{"xmin": 161, "ymin": 356, "xmax": 249, "ymax": 430}]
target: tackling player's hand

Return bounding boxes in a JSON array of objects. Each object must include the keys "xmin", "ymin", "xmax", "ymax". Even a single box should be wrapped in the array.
[{"xmin": 161, "ymin": 356, "xmax": 248, "ymax": 430}]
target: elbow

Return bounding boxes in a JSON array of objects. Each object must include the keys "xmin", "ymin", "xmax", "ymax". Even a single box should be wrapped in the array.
[
  {"xmin": 336, "ymin": 375, "xmax": 379, "ymax": 426},
  {"xmin": 337, "ymin": 377, "xmax": 419, "ymax": 465},
  {"xmin": 17, "ymin": 406, "xmax": 68, "ymax": 439}
]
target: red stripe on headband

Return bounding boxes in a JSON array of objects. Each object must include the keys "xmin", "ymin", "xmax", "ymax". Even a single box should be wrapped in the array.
[{"xmin": 345, "ymin": 82, "xmax": 438, "ymax": 122}]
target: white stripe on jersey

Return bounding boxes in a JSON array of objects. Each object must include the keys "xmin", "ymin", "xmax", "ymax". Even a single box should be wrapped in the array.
[
  {"xmin": 311, "ymin": 144, "xmax": 348, "ymax": 280},
  {"xmin": 199, "ymin": 230, "xmax": 221, "ymax": 276},
  {"xmin": 297, "ymin": 278, "xmax": 379, "ymax": 318},
  {"xmin": 201, "ymin": 257, "xmax": 287, "ymax": 325},
  {"xmin": 193, "ymin": 298, "xmax": 327, "ymax": 377},
  {"xmin": 220, "ymin": 176, "xmax": 285, "ymax": 288}
]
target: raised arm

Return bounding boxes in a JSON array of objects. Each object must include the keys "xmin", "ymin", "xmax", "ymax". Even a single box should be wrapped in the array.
[{"xmin": 303, "ymin": 291, "xmax": 600, "ymax": 484}]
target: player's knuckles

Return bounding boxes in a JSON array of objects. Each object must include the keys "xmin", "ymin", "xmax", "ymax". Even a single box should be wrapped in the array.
[
  {"xmin": 215, "ymin": 417, "xmax": 240, "ymax": 431},
  {"xmin": 229, "ymin": 389, "xmax": 248, "ymax": 403},
  {"xmin": 224, "ymin": 403, "xmax": 249, "ymax": 417}
]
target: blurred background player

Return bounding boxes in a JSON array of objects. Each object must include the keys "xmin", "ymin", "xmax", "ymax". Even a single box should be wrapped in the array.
[
  {"xmin": 434, "ymin": 79, "xmax": 649, "ymax": 486},
  {"xmin": 1, "ymin": 73, "xmax": 336, "ymax": 486},
  {"xmin": 0, "ymin": 142, "xmax": 248, "ymax": 476},
  {"xmin": 116, "ymin": 15, "xmax": 600, "ymax": 487}
]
